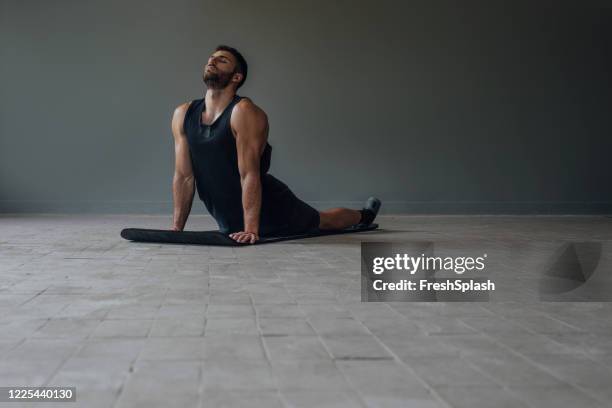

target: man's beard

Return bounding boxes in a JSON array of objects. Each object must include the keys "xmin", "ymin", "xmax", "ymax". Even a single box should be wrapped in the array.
[{"xmin": 203, "ymin": 70, "xmax": 234, "ymax": 89}]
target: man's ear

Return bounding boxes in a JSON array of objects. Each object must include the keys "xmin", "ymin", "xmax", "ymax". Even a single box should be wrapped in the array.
[{"xmin": 232, "ymin": 72, "xmax": 243, "ymax": 84}]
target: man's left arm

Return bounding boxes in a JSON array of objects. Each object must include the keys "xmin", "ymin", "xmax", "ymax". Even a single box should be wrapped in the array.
[{"xmin": 230, "ymin": 100, "xmax": 269, "ymax": 244}]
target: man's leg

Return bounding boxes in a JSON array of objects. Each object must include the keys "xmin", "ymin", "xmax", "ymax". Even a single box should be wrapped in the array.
[
  {"xmin": 318, "ymin": 208, "xmax": 361, "ymax": 230},
  {"xmin": 318, "ymin": 197, "xmax": 381, "ymax": 230}
]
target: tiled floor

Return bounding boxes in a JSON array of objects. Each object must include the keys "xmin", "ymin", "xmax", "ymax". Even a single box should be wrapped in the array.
[{"xmin": 0, "ymin": 214, "xmax": 611, "ymax": 408}]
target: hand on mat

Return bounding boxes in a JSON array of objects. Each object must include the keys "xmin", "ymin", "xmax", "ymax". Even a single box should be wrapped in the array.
[{"xmin": 229, "ymin": 231, "xmax": 259, "ymax": 244}]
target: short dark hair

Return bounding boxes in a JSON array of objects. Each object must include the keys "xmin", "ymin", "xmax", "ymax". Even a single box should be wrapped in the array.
[{"xmin": 215, "ymin": 45, "xmax": 248, "ymax": 89}]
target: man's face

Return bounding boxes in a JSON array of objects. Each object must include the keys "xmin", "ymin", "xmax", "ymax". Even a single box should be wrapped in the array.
[{"xmin": 203, "ymin": 51, "xmax": 239, "ymax": 90}]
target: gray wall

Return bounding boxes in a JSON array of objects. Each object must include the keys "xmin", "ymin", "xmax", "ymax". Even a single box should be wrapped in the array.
[{"xmin": 1, "ymin": 0, "xmax": 611, "ymax": 214}]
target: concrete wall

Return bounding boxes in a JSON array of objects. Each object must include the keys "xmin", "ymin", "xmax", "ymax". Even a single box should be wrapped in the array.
[{"xmin": 1, "ymin": 0, "xmax": 611, "ymax": 214}]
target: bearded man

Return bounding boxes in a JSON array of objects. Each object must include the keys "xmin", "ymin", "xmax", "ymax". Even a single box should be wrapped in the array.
[{"xmin": 171, "ymin": 45, "xmax": 381, "ymax": 244}]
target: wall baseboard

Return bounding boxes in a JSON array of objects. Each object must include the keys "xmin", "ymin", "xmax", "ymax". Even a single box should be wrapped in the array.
[{"xmin": 0, "ymin": 200, "xmax": 611, "ymax": 214}]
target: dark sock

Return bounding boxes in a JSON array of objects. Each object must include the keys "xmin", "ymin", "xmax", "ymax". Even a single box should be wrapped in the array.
[{"xmin": 359, "ymin": 209, "xmax": 375, "ymax": 226}]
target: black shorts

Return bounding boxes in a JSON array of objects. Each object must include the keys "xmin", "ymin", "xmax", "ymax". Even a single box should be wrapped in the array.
[
  {"xmin": 284, "ymin": 194, "xmax": 321, "ymax": 234},
  {"xmin": 259, "ymin": 176, "xmax": 320, "ymax": 237}
]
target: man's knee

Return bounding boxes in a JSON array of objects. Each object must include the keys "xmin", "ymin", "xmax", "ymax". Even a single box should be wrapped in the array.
[{"xmin": 318, "ymin": 210, "xmax": 336, "ymax": 229}]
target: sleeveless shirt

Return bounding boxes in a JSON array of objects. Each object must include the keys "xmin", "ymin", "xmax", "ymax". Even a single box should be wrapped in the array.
[{"xmin": 183, "ymin": 95, "xmax": 296, "ymax": 235}]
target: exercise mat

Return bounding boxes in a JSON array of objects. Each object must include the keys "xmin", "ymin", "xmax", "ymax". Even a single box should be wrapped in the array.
[{"xmin": 120, "ymin": 224, "xmax": 378, "ymax": 246}]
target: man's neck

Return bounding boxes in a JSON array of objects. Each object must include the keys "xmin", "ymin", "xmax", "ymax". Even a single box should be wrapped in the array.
[{"xmin": 204, "ymin": 88, "xmax": 236, "ymax": 113}]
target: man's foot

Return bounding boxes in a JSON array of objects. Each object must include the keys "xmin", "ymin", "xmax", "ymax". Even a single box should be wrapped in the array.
[{"xmin": 358, "ymin": 197, "xmax": 381, "ymax": 226}]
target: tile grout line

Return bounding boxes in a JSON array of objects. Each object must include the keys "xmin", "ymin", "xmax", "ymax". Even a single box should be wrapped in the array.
[{"xmin": 348, "ymin": 306, "xmax": 455, "ymax": 408}]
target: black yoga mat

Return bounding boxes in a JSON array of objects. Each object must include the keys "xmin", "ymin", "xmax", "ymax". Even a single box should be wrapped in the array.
[{"xmin": 120, "ymin": 224, "xmax": 378, "ymax": 246}]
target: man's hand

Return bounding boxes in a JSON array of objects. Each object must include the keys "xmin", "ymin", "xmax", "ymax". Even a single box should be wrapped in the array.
[{"xmin": 229, "ymin": 231, "xmax": 259, "ymax": 244}]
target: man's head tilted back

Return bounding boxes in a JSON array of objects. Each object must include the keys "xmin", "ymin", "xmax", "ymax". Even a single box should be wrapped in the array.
[{"xmin": 203, "ymin": 45, "xmax": 248, "ymax": 91}]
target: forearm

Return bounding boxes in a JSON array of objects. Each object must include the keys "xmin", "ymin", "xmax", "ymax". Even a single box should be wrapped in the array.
[
  {"xmin": 172, "ymin": 174, "xmax": 195, "ymax": 230},
  {"xmin": 240, "ymin": 172, "xmax": 262, "ymax": 234}
]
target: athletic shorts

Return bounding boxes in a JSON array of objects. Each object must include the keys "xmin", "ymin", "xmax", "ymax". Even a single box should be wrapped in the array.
[
  {"xmin": 284, "ymin": 193, "xmax": 321, "ymax": 235},
  {"xmin": 259, "ymin": 176, "xmax": 320, "ymax": 237}
]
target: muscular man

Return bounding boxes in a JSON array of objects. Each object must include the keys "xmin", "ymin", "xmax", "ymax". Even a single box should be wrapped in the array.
[{"xmin": 171, "ymin": 45, "xmax": 381, "ymax": 244}]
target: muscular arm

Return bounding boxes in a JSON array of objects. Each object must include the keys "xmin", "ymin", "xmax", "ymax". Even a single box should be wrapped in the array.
[
  {"xmin": 171, "ymin": 103, "xmax": 195, "ymax": 231},
  {"xmin": 230, "ymin": 99, "xmax": 269, "ymax": 243}
]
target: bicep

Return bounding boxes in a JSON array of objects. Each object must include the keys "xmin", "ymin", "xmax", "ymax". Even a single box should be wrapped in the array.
[
  {"xmin": 174, "ymin": 136, "xmax": 193, "ymax": 178},
  {"xmin": 172, "ymin": 104, "xmax": 194, "ymax": 178},
  {"xmin": 234, "ymin": 105, "xmax": 268, "ymax": 177},
  {"xmin": 236, "ymin": 135, "xmax": 264, "ymax": 177}
]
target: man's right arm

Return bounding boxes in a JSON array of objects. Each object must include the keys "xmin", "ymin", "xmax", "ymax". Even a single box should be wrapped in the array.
[{"xmin": 171, "ymin": 103, "xmax": 195, "ymax": 231}]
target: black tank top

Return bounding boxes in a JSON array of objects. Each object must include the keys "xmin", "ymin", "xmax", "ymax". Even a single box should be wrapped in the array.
[{"xmin": 183, "ymin": 95, "xmax": 286, "ymax": 234}]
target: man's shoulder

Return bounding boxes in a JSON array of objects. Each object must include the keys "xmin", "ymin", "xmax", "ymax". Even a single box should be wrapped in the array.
[
  {"xmin": 233, "ymin": 97, "xmax": 267, "ymax": 120},
  {"xmin": 174, "ymin": 101, "xmax": 193, "ymax": 115},
  {"xmin": 171, "ymin": 101, "xmax": 194, "ymax": 137},
  {"xmin": 230, "ymin": 97, "xmax": 269, "ymax": 137}
]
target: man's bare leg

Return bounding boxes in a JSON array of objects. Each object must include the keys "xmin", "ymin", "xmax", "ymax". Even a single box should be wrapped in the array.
[
  {"xmin": 318, "ymin": 197, "xmax": 381, "ymax": 230},
  {"xmin": 318, "ymin": 208, "xmax": 361, "ymax": 230}
]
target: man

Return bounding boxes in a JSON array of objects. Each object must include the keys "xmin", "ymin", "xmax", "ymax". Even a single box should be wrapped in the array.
[{"xmin": 171, "ymin": 45, "xmax": 381, "ymax": 244}]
